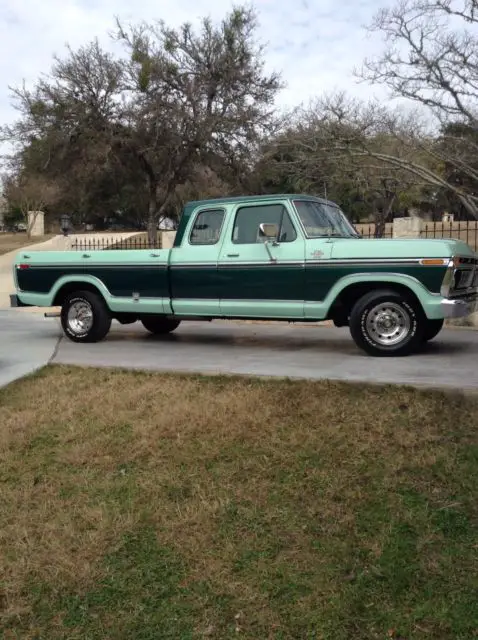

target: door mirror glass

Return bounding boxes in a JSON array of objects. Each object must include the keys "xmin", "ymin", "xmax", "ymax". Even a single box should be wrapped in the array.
[{"xmin": 258, "ymin": 223, "xmax": 278, "ymax": 241}]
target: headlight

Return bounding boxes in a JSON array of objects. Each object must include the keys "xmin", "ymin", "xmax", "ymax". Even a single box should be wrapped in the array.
[{"xmin": 455, "ymin": 269, "xmax": 474, "ymax": 289}]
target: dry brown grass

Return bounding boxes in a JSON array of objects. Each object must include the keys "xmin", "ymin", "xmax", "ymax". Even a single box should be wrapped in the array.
[
  {"xmin": 1, "ymin": 366, "xmax": 477, "ymax": 639},
  {"xmin": 0, "ymin": 233, "xmax": 55, "ymax": 256}
]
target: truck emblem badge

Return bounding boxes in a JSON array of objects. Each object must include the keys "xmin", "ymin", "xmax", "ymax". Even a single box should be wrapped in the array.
[{"xmin": 311, "ymin": 250, "xmax": 324, "ymax": 259}]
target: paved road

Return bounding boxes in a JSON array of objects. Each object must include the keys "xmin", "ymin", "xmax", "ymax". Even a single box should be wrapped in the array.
[{"xmin": 2, "ymin": 312, "xmax": 478, "ymax": 390}]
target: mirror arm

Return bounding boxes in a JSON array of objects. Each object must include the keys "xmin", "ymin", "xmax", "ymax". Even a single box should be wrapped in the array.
[
  {"xmin": 264, "ymin": 240, "xmax": 277, "ymax": 262},
  {"xmin": 277, "ymin": 208, "xmax": 285, "ymax": 244}
]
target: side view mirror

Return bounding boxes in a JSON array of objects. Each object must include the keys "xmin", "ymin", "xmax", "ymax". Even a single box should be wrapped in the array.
[
  {"xmin": 259, "ymin": 223, "xmax": 279, "ymax": 241},
  {"xmin": 258, "ymin": 222, "xmax": 279, "ymax": 262}
]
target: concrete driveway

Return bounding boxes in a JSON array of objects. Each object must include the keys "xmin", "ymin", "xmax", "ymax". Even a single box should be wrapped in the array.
[
  {"xmin": 0, "ymin": 310, "xmax": 60, "ymax": 388},
  {"xmin": 1, "ymin": 312, "xmax": 478, "ymax": 390},
  {"xmin": 50, "ymin": 319, "xmax": 478, "ymax": 391},
  {"xmin": 0, "ymin": 232, "xmax": 139, "ymax": 388}
]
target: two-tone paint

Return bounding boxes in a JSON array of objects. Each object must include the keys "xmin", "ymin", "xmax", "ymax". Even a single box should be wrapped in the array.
[{"xmin": 12, "ymin": 194, "xmax": 478, "ymax": 322}]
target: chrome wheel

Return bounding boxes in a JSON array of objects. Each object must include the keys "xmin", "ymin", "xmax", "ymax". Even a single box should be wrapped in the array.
[
  {"xmin": 365, "ymin": 302, "xmax": 411, "ymax": 346},
  {"xmin": 67, "ymin": 300, "xmax": 93, "ymax": 335}
]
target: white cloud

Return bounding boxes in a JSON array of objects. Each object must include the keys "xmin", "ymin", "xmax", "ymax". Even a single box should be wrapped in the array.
[{"xmin": 0, "ymin": 0, "xmax": 392, "ymax": 130}]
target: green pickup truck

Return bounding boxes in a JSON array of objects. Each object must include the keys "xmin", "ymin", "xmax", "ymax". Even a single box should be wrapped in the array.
[{"xmin": 10, "ymin": 194, "xmax": 478, "ymax": 356}]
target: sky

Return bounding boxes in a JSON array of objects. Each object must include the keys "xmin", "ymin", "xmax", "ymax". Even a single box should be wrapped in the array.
[{"xmin": 0, "ymin": 0, "xmax": 394, "ymax": 131}]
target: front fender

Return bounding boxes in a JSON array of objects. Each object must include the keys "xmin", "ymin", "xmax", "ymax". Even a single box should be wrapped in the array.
[{"xmin": 323, "ymin": 272, "xmax": 442, "ymax": 319}]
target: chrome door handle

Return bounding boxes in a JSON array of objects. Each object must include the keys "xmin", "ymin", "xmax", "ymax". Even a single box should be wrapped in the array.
[
  {"xmin": 82, "ymin": 254, "xmax": 91, "ymax": 258},
  {"xmin": 150, "ymin": 253, "xmax": 161, "ymax": 257},
  {"xmin": 227, "ymin": 253, "xmax": 239, "ymax": 257}
]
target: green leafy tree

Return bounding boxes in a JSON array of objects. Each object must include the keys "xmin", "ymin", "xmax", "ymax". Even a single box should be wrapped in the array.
[{"xmin": 2, "ymin": 6, "xmax": 282, "ymax": 241}]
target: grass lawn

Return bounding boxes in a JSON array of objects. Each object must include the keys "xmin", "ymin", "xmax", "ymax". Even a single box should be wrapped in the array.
[
  {"xmin": 0, "ymin": 233, "xmax": 54, "ymax": 256},
  {"xmin": 1, "ymin": 366, "xmax": 477, "ymax": 639}
]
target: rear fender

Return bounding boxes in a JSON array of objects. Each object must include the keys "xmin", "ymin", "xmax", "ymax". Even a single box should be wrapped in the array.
[{"xmin": 50, "ymin": 275, "xmax": 111, "ymax": 306}]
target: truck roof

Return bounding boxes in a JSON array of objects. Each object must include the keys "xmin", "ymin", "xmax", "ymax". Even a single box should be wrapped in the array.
[
  {"xmin": 174, "ymin": 193, "xmax": 338, "ymax": 248},
  {"xmin": 184, "ymin": 193, "xmax": 334, "ymax": 209}
]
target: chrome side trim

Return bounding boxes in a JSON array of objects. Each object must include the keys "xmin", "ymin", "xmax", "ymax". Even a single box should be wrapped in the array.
[
  {"xmin": 176, "ymin": 258, "xmax": 440, "ymax": 267},
  {"xmin": 171, "ymin": 298, "xmax": 304, "ymax": 303},
  {"xmin": 16, "ymin": 257, "xmax": 450, "ymax": 269},
  {"xmin": 306, "ymin": 258, "xmax": 423, "ymax": 266},
  {"xmin": 217, "ymin": 261, "xmax": 304, "ymax": 267},
  {"xmin": 16, "ymin": 263, "xmax": 168, "ymax": 269}
]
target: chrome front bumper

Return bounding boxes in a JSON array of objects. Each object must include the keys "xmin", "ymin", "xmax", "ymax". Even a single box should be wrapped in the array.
[{"xmin": 441, "ymin": 295, "xmax": 478, "ymax": 318}]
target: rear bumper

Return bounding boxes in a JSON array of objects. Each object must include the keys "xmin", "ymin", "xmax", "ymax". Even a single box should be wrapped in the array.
[
  {"xmin": 10, "ymin": 294, "xmax": 32, "ymax": 308},
  {"xmin": 441, "ymin": 295, "xmax": 478, "ymax": 319}
]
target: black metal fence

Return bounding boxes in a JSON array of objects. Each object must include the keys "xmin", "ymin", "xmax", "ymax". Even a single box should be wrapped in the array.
[
  {"xmin": 356, "ymin": 224, "xmax": 394, "ymax": 239},
  {"xmin": 421, "ymin": 221, "xmax": 478, "ymax": 251},
  {"xmin": 71, "ymin": 236, "xmax": 161, "ymax": 251},
  {"xmin": 356, "ymin": 220, "xmax": 478, "ymax": 250}
]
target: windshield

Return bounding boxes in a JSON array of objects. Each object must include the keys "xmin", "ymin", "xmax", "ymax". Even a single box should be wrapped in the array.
[{"xmin": 293, "ymin": 200, "xmax": 360, "ymax": 238}]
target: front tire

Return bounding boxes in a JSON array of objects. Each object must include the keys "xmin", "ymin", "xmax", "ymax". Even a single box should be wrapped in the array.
[
  {"xmin": 141, "ymin": 316, "xmax": 181, "ymax": 335},
  {"xmin": 61, "ymin": 290, "xmax": 112, "ymax": 343},
  {"xmin": 349, "ymin": 289, "xmax": 424, "ymax": 357}
]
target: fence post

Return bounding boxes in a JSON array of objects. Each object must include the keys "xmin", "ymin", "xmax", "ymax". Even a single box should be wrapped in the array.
[
  {"xmin": 160, "ymin": 231, "xmax": 176, "ymax": 248},
  {"xmin": 392, "ymin": 217, "xmax": 422, "ymax": 239},
  {"xmin": 27, "ymin": 211, "xmax": 45, "ymax": 236}
]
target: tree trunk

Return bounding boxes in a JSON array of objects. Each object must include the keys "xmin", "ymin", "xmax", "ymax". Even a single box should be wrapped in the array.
[
  {"xmin": 374, "ymin": 214, "xmax": 385, "ymax": 238},
  {"xmin": 26, "ymin": 211, "xmax": 37, "ymax": 239},
  {"xmin": 374, "ymin": 193, "xmax": 396, "ymax": 238},
  {"xmin": 147, "ymin": 182, "xmax": 158, "ymax": 247}
]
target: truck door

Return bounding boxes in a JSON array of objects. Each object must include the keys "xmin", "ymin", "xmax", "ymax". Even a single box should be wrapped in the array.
[
  {"xmin": 218, "ymin": 201, "xmax": 306, "ymax": 318},
  {"xmin": 169, "ymin": 206, "xmax": 225, "ymax": 316}
]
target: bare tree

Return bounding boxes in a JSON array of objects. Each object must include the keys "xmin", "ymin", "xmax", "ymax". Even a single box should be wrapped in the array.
[
  {"xmin": 261, "ymin": 93, "xmax": 444, "ymax": 229},
  {"xmin": 352, "ymin": 0, "xmax": 478, "ymax": 217},
  {"xmin": 358, "ymin": 0, "xmax": 478, "ymax": 127},
  {"xmin": 3, "ymin": 173, "xmax": 60, "ymax": 236},
  {"xmin": 267, "ymin": 92, "xmax": 478, "ymax": 219}
]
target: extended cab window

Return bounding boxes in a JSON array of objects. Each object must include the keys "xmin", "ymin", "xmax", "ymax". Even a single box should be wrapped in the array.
[
  {"xmin": 189, "ymin": 209, "xmax": 225, "ymax": 245},
  {"xmin": 232, "ymin": 203, "xmax": 297, "ymax": 244}
]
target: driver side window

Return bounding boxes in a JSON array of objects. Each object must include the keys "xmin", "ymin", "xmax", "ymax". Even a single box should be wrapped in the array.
[{"xmin": 232, "ymin": 203, "xmax": 297, "ymax": 244}]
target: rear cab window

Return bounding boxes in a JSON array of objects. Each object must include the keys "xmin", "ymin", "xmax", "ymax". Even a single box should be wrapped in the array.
[{"xmin": 189, "ymin": 209, "xmax": 226, "ymax": 245}]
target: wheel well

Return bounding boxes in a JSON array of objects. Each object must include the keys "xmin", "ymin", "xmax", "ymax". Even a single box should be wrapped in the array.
[
  {"xmin": 52, "ymin": 282, "xmax": 104, "ymax": 307},
  {"xmin": 329, "ymin": 282, "xmax": 423, "ymax": 322}
]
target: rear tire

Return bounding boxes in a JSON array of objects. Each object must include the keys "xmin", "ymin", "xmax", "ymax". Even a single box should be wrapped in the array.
[
  {"xmin": 349, "ymin": 289, "xmax": 424, "ymax": 357},
  {"xmin": 141, "ymin": 316, "xmax": 181, "ymax": 335},
  {"xmin": 61, "ymin": 290, "xmax": 112, "ymax": 343},
  {"xmin": 422, "ymin": 318, "xmax": 444, "ymax": 342}
]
